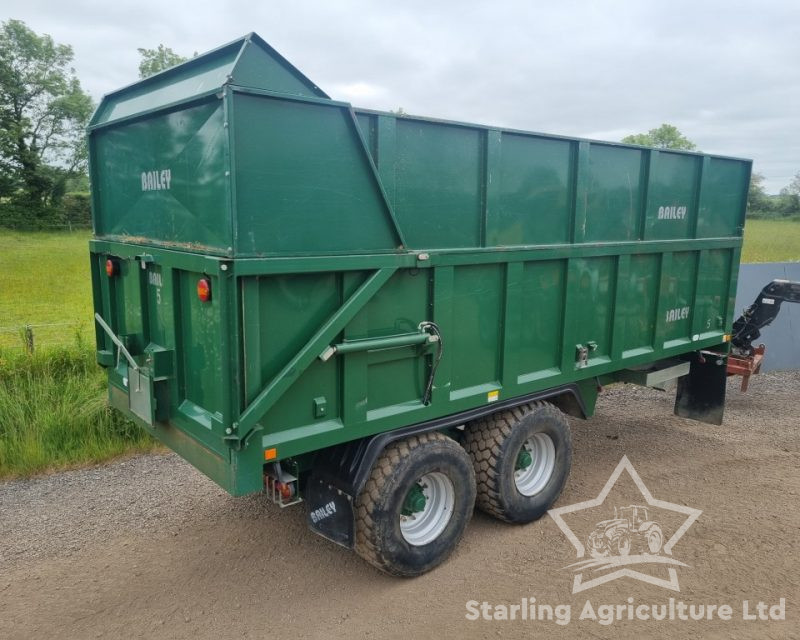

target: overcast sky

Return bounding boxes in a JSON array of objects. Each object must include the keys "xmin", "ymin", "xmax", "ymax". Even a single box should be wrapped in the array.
[{"xmin": 6, "ymin": 0, "xmax": 798, "ymax": 192}]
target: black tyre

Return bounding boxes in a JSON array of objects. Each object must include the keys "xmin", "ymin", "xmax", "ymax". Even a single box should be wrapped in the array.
[
  {"xmin": 463, "ymin": 402, "xmax": 572, "ymax": 523},
  {"xmin": 354, "ymin": 432, "xmax": 476, "ymax": 577}
]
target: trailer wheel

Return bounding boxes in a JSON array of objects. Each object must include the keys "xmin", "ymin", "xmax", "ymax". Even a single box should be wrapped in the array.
[
  {"xmin": 463, "ymin": 402, "xmax": 572, "ymax": 523},
  {"xmin": 354, "ymin": 432, "xmax": 476, "ymax": 577}
]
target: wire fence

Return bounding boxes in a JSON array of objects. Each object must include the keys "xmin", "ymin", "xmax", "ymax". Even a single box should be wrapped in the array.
[{"xmin": 0, "ymin": 321, "xmax": 87, "ymax": 353}]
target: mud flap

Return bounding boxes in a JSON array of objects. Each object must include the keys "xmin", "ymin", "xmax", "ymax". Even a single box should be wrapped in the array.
[
  {"xmin": 674, "ymin": 351, "xmax": 727, "ymax": 425},
  {"xmin": 305, "ymin": 474, "xmax": 356, "ymax": 549}
]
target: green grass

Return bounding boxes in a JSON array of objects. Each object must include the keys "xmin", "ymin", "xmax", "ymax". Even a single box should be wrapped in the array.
[
  {"xmin": 741, "ymin": 219, "xmax": 800, "ymax": 263},
  {"xmin": 0, "ymin": 230, "xmax": 94, "ymax": 348},
  {"xmin": 0, "ymin": 230, "xmax": 156, "ymax": 478},
  {"xmin": 0, "ymin": 342, "xmax": 157, "ymax": 478}
]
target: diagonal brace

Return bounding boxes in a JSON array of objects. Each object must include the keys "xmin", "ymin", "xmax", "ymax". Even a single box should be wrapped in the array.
[{"xmin": 236, "ymin": 267, "xmax": 397, "ymax": 434}]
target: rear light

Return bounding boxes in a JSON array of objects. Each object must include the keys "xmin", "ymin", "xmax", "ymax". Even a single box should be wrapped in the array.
[
  {"xmin": 265, "ymin": 475, "xmax": 296, "ymax": 502},
  {"xmin": 277, "ymin": 481, "xmax": 294, "ymax": 500},
  {"xmin": 197, "ymin": 277, "xmax": 212, "ymax": 302},
  {"xmin": 105, "ymin": 258, "xmax": 118, "ymax": 277}
]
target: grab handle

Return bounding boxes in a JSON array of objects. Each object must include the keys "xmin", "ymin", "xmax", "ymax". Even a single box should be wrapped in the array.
[{"xmin": 94, "ymin": 313, "xmax": 139, "ymax": 372}]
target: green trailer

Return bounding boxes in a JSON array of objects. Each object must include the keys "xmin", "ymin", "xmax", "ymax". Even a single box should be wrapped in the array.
[{"xmin": 88, "ymin": 33, "xmax": 751, "ymax": 575}]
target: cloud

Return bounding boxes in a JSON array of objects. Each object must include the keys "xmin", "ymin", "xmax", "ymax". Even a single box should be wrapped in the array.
[
  {"xmin": 9, "ymin": 0, "xmax": 798, "ymax": 191},
  {"xmin": 329, "ymin": 82, "xmax": 389, "ymax": 102}
]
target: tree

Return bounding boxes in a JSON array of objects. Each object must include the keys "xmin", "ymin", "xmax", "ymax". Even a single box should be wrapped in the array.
[
  {"xmin": 780, "ymin": 172, "xmax": 800, "ymax": 197},
  {"xmin": 137, "ymin": 45, "xmax": 189, "ymax": 78},
  {"xmin": 746, "ymin": 172, "xmax": 771, "ymax": 215},
  {"xmin": 621, "ymin": 124, "xmax": 697, "ymax": 151},
  {"xmin": 0, "ymin": 19, "xmax": 93, "ymax": 213},
  {"xmin": 778, "ymin": 172, "xmax": 800, "ymax": 215}
]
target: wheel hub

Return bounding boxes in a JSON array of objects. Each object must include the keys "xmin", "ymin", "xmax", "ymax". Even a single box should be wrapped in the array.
[
  {"xmin": 402, "ymin": 483, "xmax": 428, "ymax": 515},
  {"xmin": 399, "ymin": 472, "xmax": 455, "ymax": 546},
  {"xmin": 513, "ymin": 433, "xmax": 556, "ymax": 497}
]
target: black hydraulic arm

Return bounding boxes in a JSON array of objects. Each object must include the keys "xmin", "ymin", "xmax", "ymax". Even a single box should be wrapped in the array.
[{"xmin": 731, "ymin": 279, "xmax": 800, "ymax": 354}]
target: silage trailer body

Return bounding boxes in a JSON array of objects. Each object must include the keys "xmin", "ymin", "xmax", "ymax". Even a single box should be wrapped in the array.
[{"xmin": 88, "ymin": 34, "xmax": 750, "ymax": 574}]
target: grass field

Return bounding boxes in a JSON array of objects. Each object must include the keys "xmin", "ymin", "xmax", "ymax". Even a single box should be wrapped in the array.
[
  {"xmin": 0, "ymin": 230, "xmax": 156, "ymax": 477},
  {"xmin": 0, "ymin": 219, "xmax": 797, "ymax": 477},
  {"xmin": 0, "ymin": 230, "xmax": 94, "ymax": 349},
  {"xmin": 740, "ymin": 218, "xmax": 800, "ymax": 263}
]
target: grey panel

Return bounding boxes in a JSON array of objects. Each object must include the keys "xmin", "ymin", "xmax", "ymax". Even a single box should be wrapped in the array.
[{"xmin": 735, "ymin": 262, "xmax": 800, "ymax": 372}]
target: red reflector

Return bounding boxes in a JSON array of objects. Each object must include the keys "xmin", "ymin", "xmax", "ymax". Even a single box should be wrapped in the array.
[
  {"xmin": 277, "ymin": 481, "xmax": 294, "ymax": 500},
  {"xmin": 105, "ymin": 259, "xmax": 117, "ymax": 277},
  {"xmin": 197, "ymin": 278, "xmax": 212, "ymax": 302}
]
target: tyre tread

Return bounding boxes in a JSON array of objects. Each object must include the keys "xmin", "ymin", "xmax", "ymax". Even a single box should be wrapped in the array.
[
  {"xmin": 354, "ymin": 432, "xmax": 452, "ymax": 574},
  {"xmin": 463, "ymin": 401, "xmax": 569, "ymax": 522}
]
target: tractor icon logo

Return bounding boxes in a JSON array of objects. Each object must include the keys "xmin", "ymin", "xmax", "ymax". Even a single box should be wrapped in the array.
[
  {"xmin": 586, "ymin": 505, "xmax": 664, "ymax": 558},
  {"xmin": 548, "ymin": 456, "xmax": 702, "ymax": 592}
]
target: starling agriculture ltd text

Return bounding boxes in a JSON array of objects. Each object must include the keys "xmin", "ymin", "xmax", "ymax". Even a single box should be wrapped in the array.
[{"xmin": 465, "ymin": 597, "xmax": 786, "ymax": 626}]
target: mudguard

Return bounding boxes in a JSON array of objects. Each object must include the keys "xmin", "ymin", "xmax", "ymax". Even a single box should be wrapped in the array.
[{"xmin": 674, "ymin": 350, "xmax": 728, "ymax": 425}]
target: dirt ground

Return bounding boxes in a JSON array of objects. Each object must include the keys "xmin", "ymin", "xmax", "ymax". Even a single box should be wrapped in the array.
[{"xmin": 1, "ymin": 372, "xmax": 799, "ymax": 639}]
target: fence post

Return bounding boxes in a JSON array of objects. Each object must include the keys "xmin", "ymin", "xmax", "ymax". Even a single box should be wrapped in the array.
[{"xmin": 24, "ymin": 325, "xmax": 34, "ymax": 354}]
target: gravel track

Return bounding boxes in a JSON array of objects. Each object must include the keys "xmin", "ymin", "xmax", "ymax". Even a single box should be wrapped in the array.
[{"xmin": 1, "ymin": 371, "xmax": 798, "ymax": 639}]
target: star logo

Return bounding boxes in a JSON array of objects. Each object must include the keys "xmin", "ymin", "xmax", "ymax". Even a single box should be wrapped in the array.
[{"xmin": 548, "ymin": 456, "xmax": 702, "ymax": 593}]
